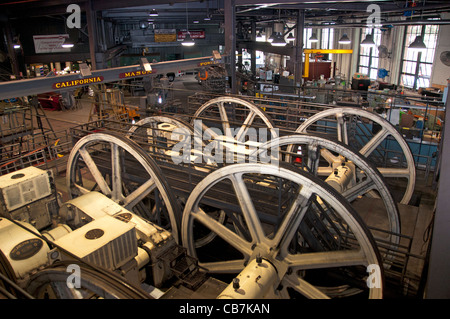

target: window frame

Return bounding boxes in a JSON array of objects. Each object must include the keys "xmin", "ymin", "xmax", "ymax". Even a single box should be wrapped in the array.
[
  {"xmin": 357, "ymin": 28, "xmax": 382, "ymax": 80},
  {"xmin": 399, "ymin": 24, "xmax": 440, "ymax": 90}
]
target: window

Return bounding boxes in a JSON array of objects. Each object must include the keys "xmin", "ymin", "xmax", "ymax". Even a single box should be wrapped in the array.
[
  {"xmin": 303, "ymin": 28, "xmax": 313, "ymax": 48},
  {"xmin": 400, "ymin": 24, "xmax": 440, "ymax": 90},
  {"xmin": 321, "ymin": 28, "xmax": 334, "ymax": 59},
  {"xmin": 358, "ymin": 28, "xmax": 382, "ymax": 80}
]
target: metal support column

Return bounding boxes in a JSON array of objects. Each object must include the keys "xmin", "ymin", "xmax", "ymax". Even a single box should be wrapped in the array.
[
  {"xmin": 224, "ymin": 0, "xmax": 236, "ymax": 94},
  {"xmin": 426, "ymin": 81, "xmax": 450, "ymax": 298},
  {"xmin": 86, "ymin": 0, "xmax": 98, "ymax": 70},
  {"xmin": 4, "ymin": 21, "xmax": 20, "ymax": 78},
  {"xmin": 250, "ymin": 21, "xmax": 257, "ymax": 77},
  {"xmin": 294, "ymin": 10, "xmax": 304, "ymax": 86}
]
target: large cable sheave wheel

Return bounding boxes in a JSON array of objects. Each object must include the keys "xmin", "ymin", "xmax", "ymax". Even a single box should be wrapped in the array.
[
  {"xmin": 252, "ymin": 133, "xmax": 401, "ymax": 261},
  {"xmin": 191, "ymin": 96, "xmax": 279, "ymax": 143},
  {"xmin": 26, "ymin": 261, "xmax": 151, "ymax": 299},
  {"xmin": 293, "ymin": 107, "xmax": 416, "ymax": 205},
  {"xmin": 66, "ymin": 131, "xmax": 181, "ymax": 242},
  {"xmin": 181, "ymin": 163, "xmax": 384, "ymax": 299}
]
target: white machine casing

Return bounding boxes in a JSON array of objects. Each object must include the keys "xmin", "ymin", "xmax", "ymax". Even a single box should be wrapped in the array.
[
  {"xmin": 0, "ymin": 218, "xmax": 50, "ymax": 281},
  {"xmin": 57, "ymin": 191, "xmax": 177, "ymax": 286},
  {"xmin": 53, "ymin": 215, "xmax": 138, "ymax": 270},
  {"xmin": 0, "ymin": 167, "xmax": 53, "ymax": 212},
  {"xmin": 0, "ymin": 167, "xmax": 57, "ymax": 230}
]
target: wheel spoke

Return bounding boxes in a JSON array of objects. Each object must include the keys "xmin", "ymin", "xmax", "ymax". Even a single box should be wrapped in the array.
[
  {"xmin": 377, "ymin": 167, "xmax": 411, "ymax": 178},
  {"xmin": 192, "ymin": 207, "xmax": 253, "ymax": 257},
  {"xmin": 110, "ymin": 143, "xmax": 124, "ymax": 201},
  {"xmin": 235, "ymin": 111, "xmax": 256, "ymax": 142},
  {"xmin": 285, "ymin": 249, "xmax": 367, "ymax": 270},
  {"xmin": 199, "ymin": 259, "xmax": 246, "ymax": 274},
  {"xmin": 336, "ymin": 113, "xmax": 348, "ymax": 144},
  {"xmin": 282, "ymin": 274, "xmax": 330, "ymax": 299},
  {"xmin": 359, "ymin": 127, "xmax": 390, "ymax": 157},
  {"xmin": 320, "ymin": 148, "xmax": 341, "ymax": 166},
  {"xmin": 305, "ymin": 143, "xmax": 320, "ymax": 174},
  {"xmin": 341, "ymin": 178, "xmax": 376, "ymax": 202},
  {"xmin": 78, "ymin": 147, "xmax": 112, "ymax": 196},
  {"xmin": 73, "ymin": 183, "xmax": 90, "ymax": 195},
  {"xmin": 230, "ymin": 173, "xmax": 265, "ymax": 244},
  {"xmin": 218, "ymin": 101, "xmax": 231, "ymax": 136},
  {"xmin": 276, "ymin": 187, "xmax": 313, "ymax": 254},
  {"xmin": 123, "ymin": 178, "xmax": 156, "ymax": 210}
]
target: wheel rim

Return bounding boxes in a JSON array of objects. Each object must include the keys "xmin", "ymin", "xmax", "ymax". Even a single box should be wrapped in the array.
[
  {"xmin": 191, "ymin": 96, "xmax": 278, "ymax": 143},
  {"xmin": 253, "ymin": 134, "xmax": 401, "ymax": 256},
  {"xmin": 295, "ymin": 107, "xmax": 416, "ymax": 205},
  {"xmin": 26, "ymin": 262, "xmax": 151, "ymax": 299},
  {"xmin": 66, "ymin": 131, "xmax": 181, "ymax": 242},
  {"xmin": 181, "ymin": 163, "xmax": 384, "ymax": 299}
]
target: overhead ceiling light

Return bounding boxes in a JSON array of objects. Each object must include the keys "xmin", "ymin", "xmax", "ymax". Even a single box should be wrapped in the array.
[
  {"xmin": 62, "ymin": 40, "xmax": 74, "ymax": 48},
  {"xmin": 13, "ymin": 44, "xmax": 21, "ymax": 49},
  {"xmin": 268, "ymin": 32, "xmax": 276, "ymax": 43},
  {"xmin": 286, "ymin": 32, "xmax": 295, "ymax": 42},
  {"xmin": 256, "ymin": 31, "xmax": 265, "ymax": 42},
  {"xmin": 182, "ymin": 32, "xmax": 195, "ymax": 46},
  {"xmin": 193, "ymin": 20, "xmax": 199, "ymax": 24},
  {"xmin": 360, "ymin": 33, "xmax": 376, "ymax": 47},
  {"xmin": 309, "ymin": 33, "xmax": 318, "ymax": 42},
  {"xmin": 182, "ymin": 0, "xmax": 195, "ymax": 47},
  {"xmin": 149, "ymin": 9, "xmax": 158, "ymax": 17},
  {"xmin": 339, "ymin": 34, "xmax": 351, "ymax": 44},
  {"xmin": 140, "ymin": 20, "xmax": 149, "ymax": 28},
  {"xmin": 271, "ymin": 32, "xmax": 287, "ymax": 47},
  {"xmin": 408, "ymin": 35, "xmax": 427, "ymax": 51},
  {"xmin": 204, "ymin": 16, "xmax": 211, "ymax": 21}
]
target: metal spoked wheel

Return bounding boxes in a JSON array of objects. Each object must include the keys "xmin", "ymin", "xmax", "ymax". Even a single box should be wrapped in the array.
[
  {"xmin": 181, "ymin": 163, "xmax": 384, "ymax": 299},
  {"xmin": 191, "ymin": 96, "xmax": 278, "ymax": 143},
  {"xmin": 295, "ymin": 107, "xmax": 415, "ymax": 205},
  {"xmin": 252, "ymin": 134, "xmax": 400, "ymax": 268},
  {"xmin": 127, "ymin": 116, "xmax": 223, "ymax": 247},
  {"xmin": 26, "ymin": 261, "xmax": 151, "ymax": 299},
  {"xmin": 66, "ymin": 131, "xmax": 181, "ymax": 242},
  {"xmin": 127, "ymin": 115, "xmax": 216, "ymax": 167}
]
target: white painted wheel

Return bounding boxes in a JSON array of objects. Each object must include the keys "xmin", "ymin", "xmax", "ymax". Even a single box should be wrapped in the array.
[
  {"xmin": 66, "ymin": 131, "xmax": 181, "ymax": 242},
  {"xmin": 295, "ymin": 107, "xmax": 416, "ymax": 205},
  {"xmin": 181, "ymin": 163, "xmax": 384, "ymax": 299},
  {"xmin": 252, "ymin": 134, "xmax": 401, "ymax": 267},
  {"xmin": 191, "ymin": 96, "xmax": 278, "ymax": 143}
]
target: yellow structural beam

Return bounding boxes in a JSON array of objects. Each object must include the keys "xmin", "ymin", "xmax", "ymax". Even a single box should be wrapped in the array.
[{"xmin": 303, "ymin": 49, "xmax": 353, "ymax": 78}]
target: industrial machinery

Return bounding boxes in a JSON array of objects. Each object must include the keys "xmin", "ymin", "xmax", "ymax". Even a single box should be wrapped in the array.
[{"xmin": 0, "ymin": 96, "xmax": 426, "ymax": 300}]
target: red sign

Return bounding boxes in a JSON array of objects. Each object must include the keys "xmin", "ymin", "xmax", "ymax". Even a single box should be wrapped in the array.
[{"xmin": 177, "ymin": 30, "xmax": 205, "ymax": 40}]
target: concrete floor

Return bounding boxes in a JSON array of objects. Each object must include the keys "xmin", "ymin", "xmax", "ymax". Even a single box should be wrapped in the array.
[{"xmin": 34, "ymin": 73, "xmax": 435, "ymax": 298}]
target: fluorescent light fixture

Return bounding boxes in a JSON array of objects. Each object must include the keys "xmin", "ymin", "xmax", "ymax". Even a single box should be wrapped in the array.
[
  {"xmin": 13, "ymin": 44, "xmax": 21, "ymax": 49},
  {"xmin": 256, "ymin": 31, "xmax": 265, "ymax": 42},
  {"xmin": 360, "ymin": 33, "xmax": 376, "ymax": 47},
  {"xmin": 339, "ymin": 34, "xmax": 351, "ymax": 44},
  {"xmin": 286, "ymin": 32, "xmax": 295, "ymax": 42},
  {"xmin": 193, "ymin": 20, "xmax": 199, "ymax": 24},
  {"xmin": 408, "ymin": 35, "xmax": 427, "ymax": 51},
  {"xmin": 149, "ymin": 9, "xmax": 158, "ymax": 17},
  {"xmin": 182, "ymin": 32, "xmax": 195, "ymax": 46},
  {"xmin": 62, "ymin": 41, "xmax": 74, "ymax": 48},
  {"xmin": 309, "ymin": 33, "xmax": 318, "ymax": 42},
  {"xmin": 271, "ymin": 32, "xmax": 287, "ymax": 47},
  {"xmin": 182, "ymin": 1, "xmax": 194, "ymax": 47},
  {"xmin": 204, "ymin": 16, "xmax": 211, "ymax": 21}
]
